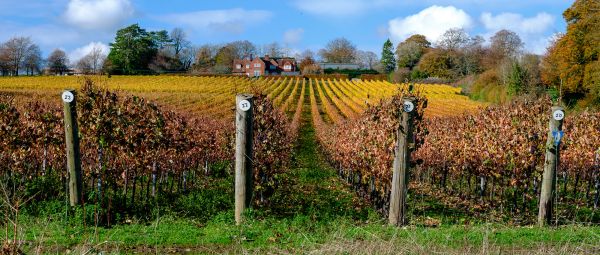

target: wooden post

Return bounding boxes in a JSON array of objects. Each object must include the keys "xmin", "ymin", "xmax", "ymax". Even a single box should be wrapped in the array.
[
  {"xmin": 389, "ymin": 97, "xmax": 416, "ymax": 226},
  {"xmin": 62, "ymin": 89, "xmax": 83, "ymax": 206},
  {"xmin": 538, "ymin": 106, "xmax": 564, "ymax": 227},
  {"xmin": 235, "ymin": 94, "xmax": 254, "ymax": 225}
]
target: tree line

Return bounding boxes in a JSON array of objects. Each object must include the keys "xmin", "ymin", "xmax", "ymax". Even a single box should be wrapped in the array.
[
  {"xmin": 381, "ymin": 0, "xmax": 598, "ymax": 107},
  {"xmin": 1, "ymin": 0, "xmax": 596, "ymax": 106},
  {"xmin": 0, "ymin": 37, "xmax": 107, "ymax": 76}
]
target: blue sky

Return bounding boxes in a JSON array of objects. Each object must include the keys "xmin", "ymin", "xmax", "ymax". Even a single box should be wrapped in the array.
[{"xmin": 0, "ymin": 0, "xmax": 573, "ymax": 62}]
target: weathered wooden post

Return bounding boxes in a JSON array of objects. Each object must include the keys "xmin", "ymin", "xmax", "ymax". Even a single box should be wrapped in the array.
[
  {"xmin": 235, "ymin": 94, "xmax": 254, "ymax": 225},
  {"xmin": 538, "ymin": 106, "xmax": 565, "ymax": 227},
  {"xmin": 389, "ymin": 97, "xmax": 416, "ymax": 226},
  {"xmin": 62, "ymin": 90, "xmax": 83, "ymax": 206}
]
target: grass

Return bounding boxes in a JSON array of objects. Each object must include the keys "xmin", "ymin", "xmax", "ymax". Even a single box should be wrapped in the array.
[{"xmin": 5, "ymin": 93, "xmax": 600, "ymax": 254}]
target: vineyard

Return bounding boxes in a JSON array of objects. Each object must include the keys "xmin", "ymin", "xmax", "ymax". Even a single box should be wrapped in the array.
[
  {"xmin": 1, "ymin": 75, "xmax": 599, "ymax": 227},
  {"xmin": 0, "ymin": 76, "xmax": 484, "ymax": 119}
]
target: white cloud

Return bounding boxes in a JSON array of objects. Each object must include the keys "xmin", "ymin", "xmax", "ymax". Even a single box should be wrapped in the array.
[
  {"xmin": 292, "ymin": 0, "xmax": 394, "ymax": 16},
  {"xmin": 158, "ymin": 9, "xmax": 271, "ymax": 34},
  {"xmin": 283, "ymin": 28, "xmax": 304, "ymax": 45},
  {"xmin": 64, "ymin": 0, "xmax": 134, "ymax": 30},
  {"xmin": 388, "ymin": 5, "xmax": 473, "ymax": 43},
  {"xmin": 480, "ymin": 12, "xmax": 556, "ymax": 54},
  {"xmin": 481, "ymin": 12, "xmax": 554, "ymax": 35},
  {"xmin": 69, "ymin": 42, "xmax": 110, "ymax": 63},
  {"xmin": 0, "ymin": 22, "xmax": 82, "ymax": 53}
]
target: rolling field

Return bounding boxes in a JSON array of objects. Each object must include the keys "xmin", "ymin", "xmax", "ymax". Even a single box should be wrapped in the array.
[{"xmin": 0, "ymin": 75, "xmax": 485, "ymax": 120}]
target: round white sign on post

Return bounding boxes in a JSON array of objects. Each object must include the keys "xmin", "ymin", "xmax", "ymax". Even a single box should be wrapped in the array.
[
  {"xmin": 62, "ymin": 91, "xmax": 74, "ymax": 103},
  {"xmin": 403, "ymin": 101, "xmax": 415, "ymax": 113},
  {"xmin": 553, "ymin": 110, "xmax": 565, "ymax": 121},
  {"xmin": 238, "ymin": 99, "xmax": 251, "ymax": 112}
]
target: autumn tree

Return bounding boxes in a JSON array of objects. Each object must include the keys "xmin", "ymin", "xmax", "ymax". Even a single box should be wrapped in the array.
[
  {"xmin": 214, "ymin": 45, "xmax": 236, "ymax": 74},
  {"xmin": 380, "ymin": 39, "xmax": 396, "ymax": 73},
  {"xmin": 541, "ymin": 0, "xmax": 600, "ymax": 105},
  {"xmin": 396, "ymin": 34, "xmax": 430, "ymax": 70},
  {"xmin": 417, "ymin": 49, "xmax": 458, "ymax": 79},
  {"xmin": 192, "ymin": 44, "xmax": 218, "ymax": 73},
  {"xmin": 319, "ymin": 38, "xmax": 357, "ymax": 63}
]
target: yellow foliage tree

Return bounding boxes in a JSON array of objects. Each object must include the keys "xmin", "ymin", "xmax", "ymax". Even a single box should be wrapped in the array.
[{"xmin": 541, "ymin": 0, "xmax": 600, "ymax": 105}]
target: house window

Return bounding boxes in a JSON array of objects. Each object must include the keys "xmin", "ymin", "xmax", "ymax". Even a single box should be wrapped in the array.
[
  {"xmin": 284, "ymin": 64, "xmax": 291, "ymax": 70},
  {"xmin": 236, "ymin": 64, "xmax": 242, "ymax": 69},
  {"xmin": 246, "ymin": 64, "xmax": 250, "ymax": 69},
  {"xmin": 254, "ymin": 63, "xmax": 261, "ymax": 68},
  {"xmin": 254, "ymin": 70, "xmax": 260, "ymax": 77}
]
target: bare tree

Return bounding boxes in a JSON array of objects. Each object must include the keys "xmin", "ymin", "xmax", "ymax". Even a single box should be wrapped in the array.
[
  {"xmin": 179, "ymin": 46, "xmax": 196, "ymax": 71},
  {"xmin": 490, "ymin": 29, "xmax": 524, "ymax": 59},
  {"xmin": 259, "ymin": 42, "xmax": 283, "ymax": 58},
  {"xmin": 229, "ymin": 40, "xmax": 256, "ymax": 59},
  {"xmin": 436, "ymin": 28, "xmax": 470, "ymax": 51},
  {"xmin": 169, "ymin": 28, "xmax": 190, "ymax": 57},
  {"xmin": 90, "ymin": 46, "xmax": 106, "ymax": 73},
  {"xmin": 47, "ymin": 49, "xmax": 69, "ymax": 75},
  {"xmin": 2, "ymin": 37, "xmax": 35, "ymax": 76},
  {"xmin": 319, "ymin": 37, "xmax": 357, "ymax": 63},
  {"xmin": 76, "ymin": 56, "xmax": 94, "ymax": 74},
  {"xmin": 76, "ymin": 45, "xmax": 106, "ymax": 74},
  {"xmin": 23, "ymin": 44, "xmax": 42, "ymax": 75},
  {"xmin": 357, "ymin": 50, "xmax": 379, "ymax": 69}
]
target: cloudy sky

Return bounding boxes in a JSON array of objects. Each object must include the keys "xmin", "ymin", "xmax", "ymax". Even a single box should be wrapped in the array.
[{"xmin": 0, "ymin": 0, "xmax": 572, "ymax": 63}]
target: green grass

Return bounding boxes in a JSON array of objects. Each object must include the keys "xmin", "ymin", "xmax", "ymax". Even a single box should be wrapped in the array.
[
  {"xmin": 12, "ymin": 214, "xmax": 600, "ymax": 254},
  {"xmin": 5, "ymin": 96, "xmax": 600, "ymax": 254}
]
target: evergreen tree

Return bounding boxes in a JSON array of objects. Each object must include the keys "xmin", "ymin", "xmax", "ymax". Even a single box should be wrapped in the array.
[
  {"xmin": 107, "ymin": 24, "xmax": 163, "ymax": 74},
  {"xmin": 381, "ymin": 39, "xmax": 396, "ymax": 74},
  {"xmin": 507, "ymin": 61, "xmax": 527, "ymax": 96}
]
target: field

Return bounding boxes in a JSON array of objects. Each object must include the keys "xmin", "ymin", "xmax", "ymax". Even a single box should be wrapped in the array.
[
  {"xmin": 1, "ymin": 75, "xmax": 599, "ymax": 254},
  {"xmin": 0, "ymin": 75, "xmax": 484, "ymax": 119}
]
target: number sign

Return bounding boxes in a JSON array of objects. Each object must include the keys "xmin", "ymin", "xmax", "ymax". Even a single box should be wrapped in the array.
[
  {"xmin": 403, "ymin": 101, "xmax": 415, "ymax": 113},
  {"xmin": 238, "ymin": 99, "xmax": 251, "ymax": 112},
  {"xmin": 62, "ymin": 91, "xmax": 74, "ymax": 103},
  {"xmin": 553, "ymin": 110, "xmax": 565, "ymax": 121}
]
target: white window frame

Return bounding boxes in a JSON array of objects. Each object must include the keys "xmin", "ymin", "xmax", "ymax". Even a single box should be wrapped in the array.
[
  {"xmin": 254, "ymin": 63, "xmax": 261, "ymax": 68},
  {"xmin": 284, "ymin": 64, "xmax": 292, "ymax": 70},
  {"xmin": 254, "ymin": 70, "xmax": 260, "ymax": 77},
  {"xmin": 236, "ymin": 64, "xmax": 242, "ymax": 69},
  {"xmin": 246, "ymin": 64, "xmax": 250, "ymax": 69}
]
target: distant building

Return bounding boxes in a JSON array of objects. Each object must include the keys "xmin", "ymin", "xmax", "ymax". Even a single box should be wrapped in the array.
[
  {"xmin": 319, "ymin": 62, "xmax": 360, "ymax": 70},
  {"xmin": 233, "ymin": 55, "xmax": 298, "ymax": 77}
]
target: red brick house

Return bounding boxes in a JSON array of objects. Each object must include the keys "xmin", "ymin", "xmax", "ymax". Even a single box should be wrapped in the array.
[{"xmin": 233, "ymin": 55, "xmax": 298, "ymax": 76}]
